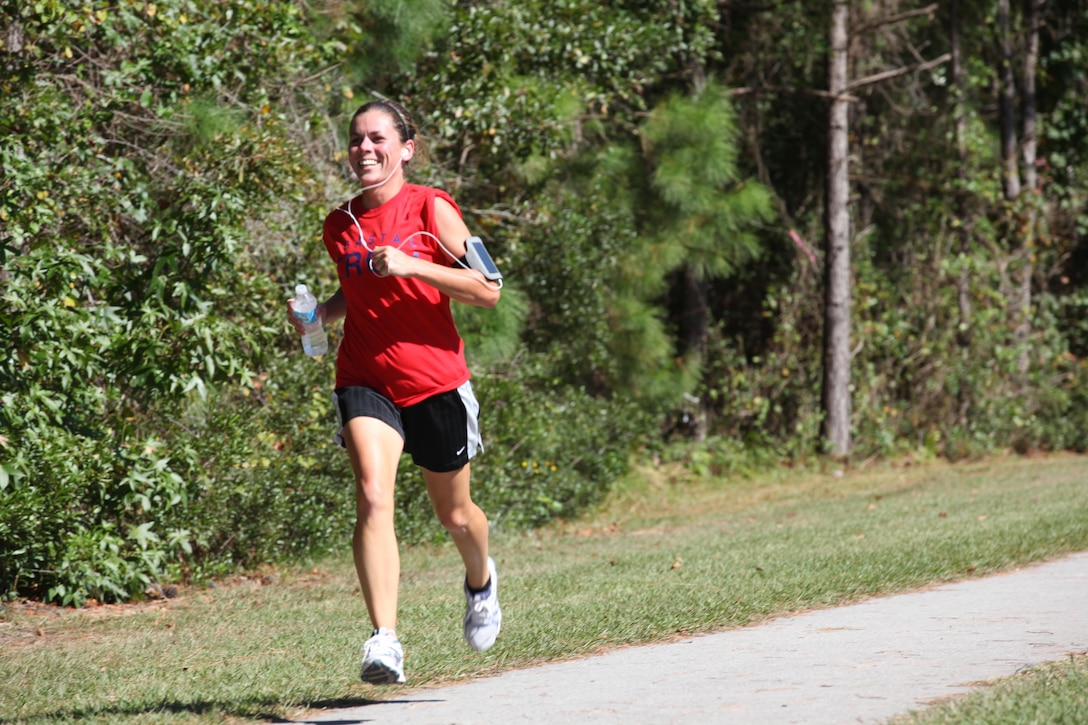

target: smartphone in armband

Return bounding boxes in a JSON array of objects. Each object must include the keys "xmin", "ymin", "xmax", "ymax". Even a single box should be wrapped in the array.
[{"xmin": 464, "ymin": 236, "xmax": 503, "ymax": 282}]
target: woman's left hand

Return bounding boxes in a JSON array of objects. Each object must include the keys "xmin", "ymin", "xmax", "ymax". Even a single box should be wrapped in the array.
[{"xmin": 370, "ymin": 245, "xmax": 416, "ymax": 278}]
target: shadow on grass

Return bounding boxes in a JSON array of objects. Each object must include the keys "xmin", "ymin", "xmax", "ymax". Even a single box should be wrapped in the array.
[
  {"xmin": 275, "ymin": 695, "xmax": 445, "ymax": 724},
  {"xmin": 1, "ymin": 695, "xmax": 447, "ymax": 725}
]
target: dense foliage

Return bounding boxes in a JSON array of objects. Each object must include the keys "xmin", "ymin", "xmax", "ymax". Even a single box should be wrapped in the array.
[
  {"xmin": 2, "ymin": 0, "xmax": 1086, "ymax": 604},
  {"xmin": 0, "ymin": 0, "xmax": 348, "ymax": 603}
]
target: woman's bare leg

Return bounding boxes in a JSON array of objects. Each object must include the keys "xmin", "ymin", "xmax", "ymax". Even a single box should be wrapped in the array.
[
  {"xmin": 423, "ymin": 463, "xmax": 490, "ymax": 589},
  {"xmin": 343, "ymin": 416, "xmax": 404, "ymax": 630}
]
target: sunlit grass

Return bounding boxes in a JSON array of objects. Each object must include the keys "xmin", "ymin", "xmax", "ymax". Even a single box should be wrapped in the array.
[
  {"xmin": 2, "ymin": 453, "xmax": 1086, "ymax": 723},
  {"xmin": 890, "ymin": 653, "xmax": 1088, "ymax": 724}
]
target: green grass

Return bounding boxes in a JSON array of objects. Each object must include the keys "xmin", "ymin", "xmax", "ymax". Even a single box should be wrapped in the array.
[
  {"xmin": 891, "ymin": 654, "xmax": 1088, "ymax": 724},
  {"xmin": 2, "ymin": 453, "xmax": 1087, "ymax": 723}
]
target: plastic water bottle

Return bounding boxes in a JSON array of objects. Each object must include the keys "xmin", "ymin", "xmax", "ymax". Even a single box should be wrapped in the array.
[{"xmin": 293, "ymin": 284, "xmax": 328, "ymax": 356}]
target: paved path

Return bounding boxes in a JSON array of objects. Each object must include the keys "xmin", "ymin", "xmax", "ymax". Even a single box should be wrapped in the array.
[{"xmin": 296, "ymin": 552, "xmax": 1088, "ymax": 724}]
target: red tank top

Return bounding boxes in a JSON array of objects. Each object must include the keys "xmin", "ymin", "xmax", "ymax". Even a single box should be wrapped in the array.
[{"xmin": 323, "ymin": 184, "xmax": 470, "ymax": 406}]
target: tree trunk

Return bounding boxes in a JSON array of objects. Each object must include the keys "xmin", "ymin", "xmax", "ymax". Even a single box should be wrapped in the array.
[
  {"xmin": 951, "ymin": 0, "xmax": 971, "ymax": 336},
  {"xmin": 823, "ymin": 0, "xmax": 852, "ymax": 457},
  {"xmin": 998, "ymin": 0, "xmax": 1022, "ymax": 201},
  {"xmin": 1016, "ymin": 0, "xmax": 1041, "ymax": 374},
  {"xmin": 951, "ymin": 0, "xmax": 972, "ymax": 425},
  {"xmin": 677, "ymin": 264, "xmax": 708, "ymax": 441}
]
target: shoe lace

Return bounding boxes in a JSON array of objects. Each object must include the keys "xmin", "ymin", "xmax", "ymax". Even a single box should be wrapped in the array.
[
  {"xmin": 367, "ymin": 633, "xmax": 401, "ymax": 661},
  {"xmin": 469, "ymin": 592, "xmax": 496, "ymax": 622}
]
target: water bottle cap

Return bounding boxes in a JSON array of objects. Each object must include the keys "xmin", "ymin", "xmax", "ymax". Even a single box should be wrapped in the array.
[{"xmin": 295, "ymin": 284, "xmax": 308, "ymax": 295}]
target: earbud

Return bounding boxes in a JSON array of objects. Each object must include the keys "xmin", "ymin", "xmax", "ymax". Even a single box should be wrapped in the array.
[{"xmin": 401, "ymin": 149, "xmax": 410, "ymax": 159}]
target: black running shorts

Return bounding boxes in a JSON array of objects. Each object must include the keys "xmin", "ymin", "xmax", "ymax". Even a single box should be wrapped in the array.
[{"xmin": 333, "ymin": 382, "xmax": 482, "ymax": 472}]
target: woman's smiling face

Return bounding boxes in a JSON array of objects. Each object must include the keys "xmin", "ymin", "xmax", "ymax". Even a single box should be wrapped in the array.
[{"xmin": 347, "ymin": 108, "xmax": 411, "ymax": 184}]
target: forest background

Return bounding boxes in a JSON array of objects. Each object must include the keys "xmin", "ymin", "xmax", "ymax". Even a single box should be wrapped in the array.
[{"xmin": 1, "ymin": 0, "xmax": 1086, "ymax": 606}]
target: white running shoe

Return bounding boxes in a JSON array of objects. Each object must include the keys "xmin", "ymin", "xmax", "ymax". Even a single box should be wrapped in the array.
[
  {"xmin": 360, "ymin": 627, "xmax": 406, "ymax": 684},
  {"xmin": 463, "ymin": 556, "xmax": 502, "ymax": 652}
]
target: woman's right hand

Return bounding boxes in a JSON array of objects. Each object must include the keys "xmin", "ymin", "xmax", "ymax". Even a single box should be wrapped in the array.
[
  {"xmin": 286, "ymin": 298, "xmax": 308, "ymax": 335},
  {"xmin": 289, "ymin": 287, "xmax": 342, "ymax": 331}
]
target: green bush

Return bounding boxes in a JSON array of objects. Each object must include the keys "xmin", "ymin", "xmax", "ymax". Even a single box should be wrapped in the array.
[
  {"xmin": 0, "ymin": 0, "xmax": 340, "ymax": 604},
  {"xmin": 0, "ymin": 424, "xmax": 196, "ymax": 604},
  {"xmin": 477, "ymin": 373, "xmax": 651, "ymax": 529},
  {"xmin": 0, "ymin": 358, "xmax": 359, "ymax": 605},
  {"xmin": 154, "ymin": 363, "xmax": 357, "ymax": 581}
]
